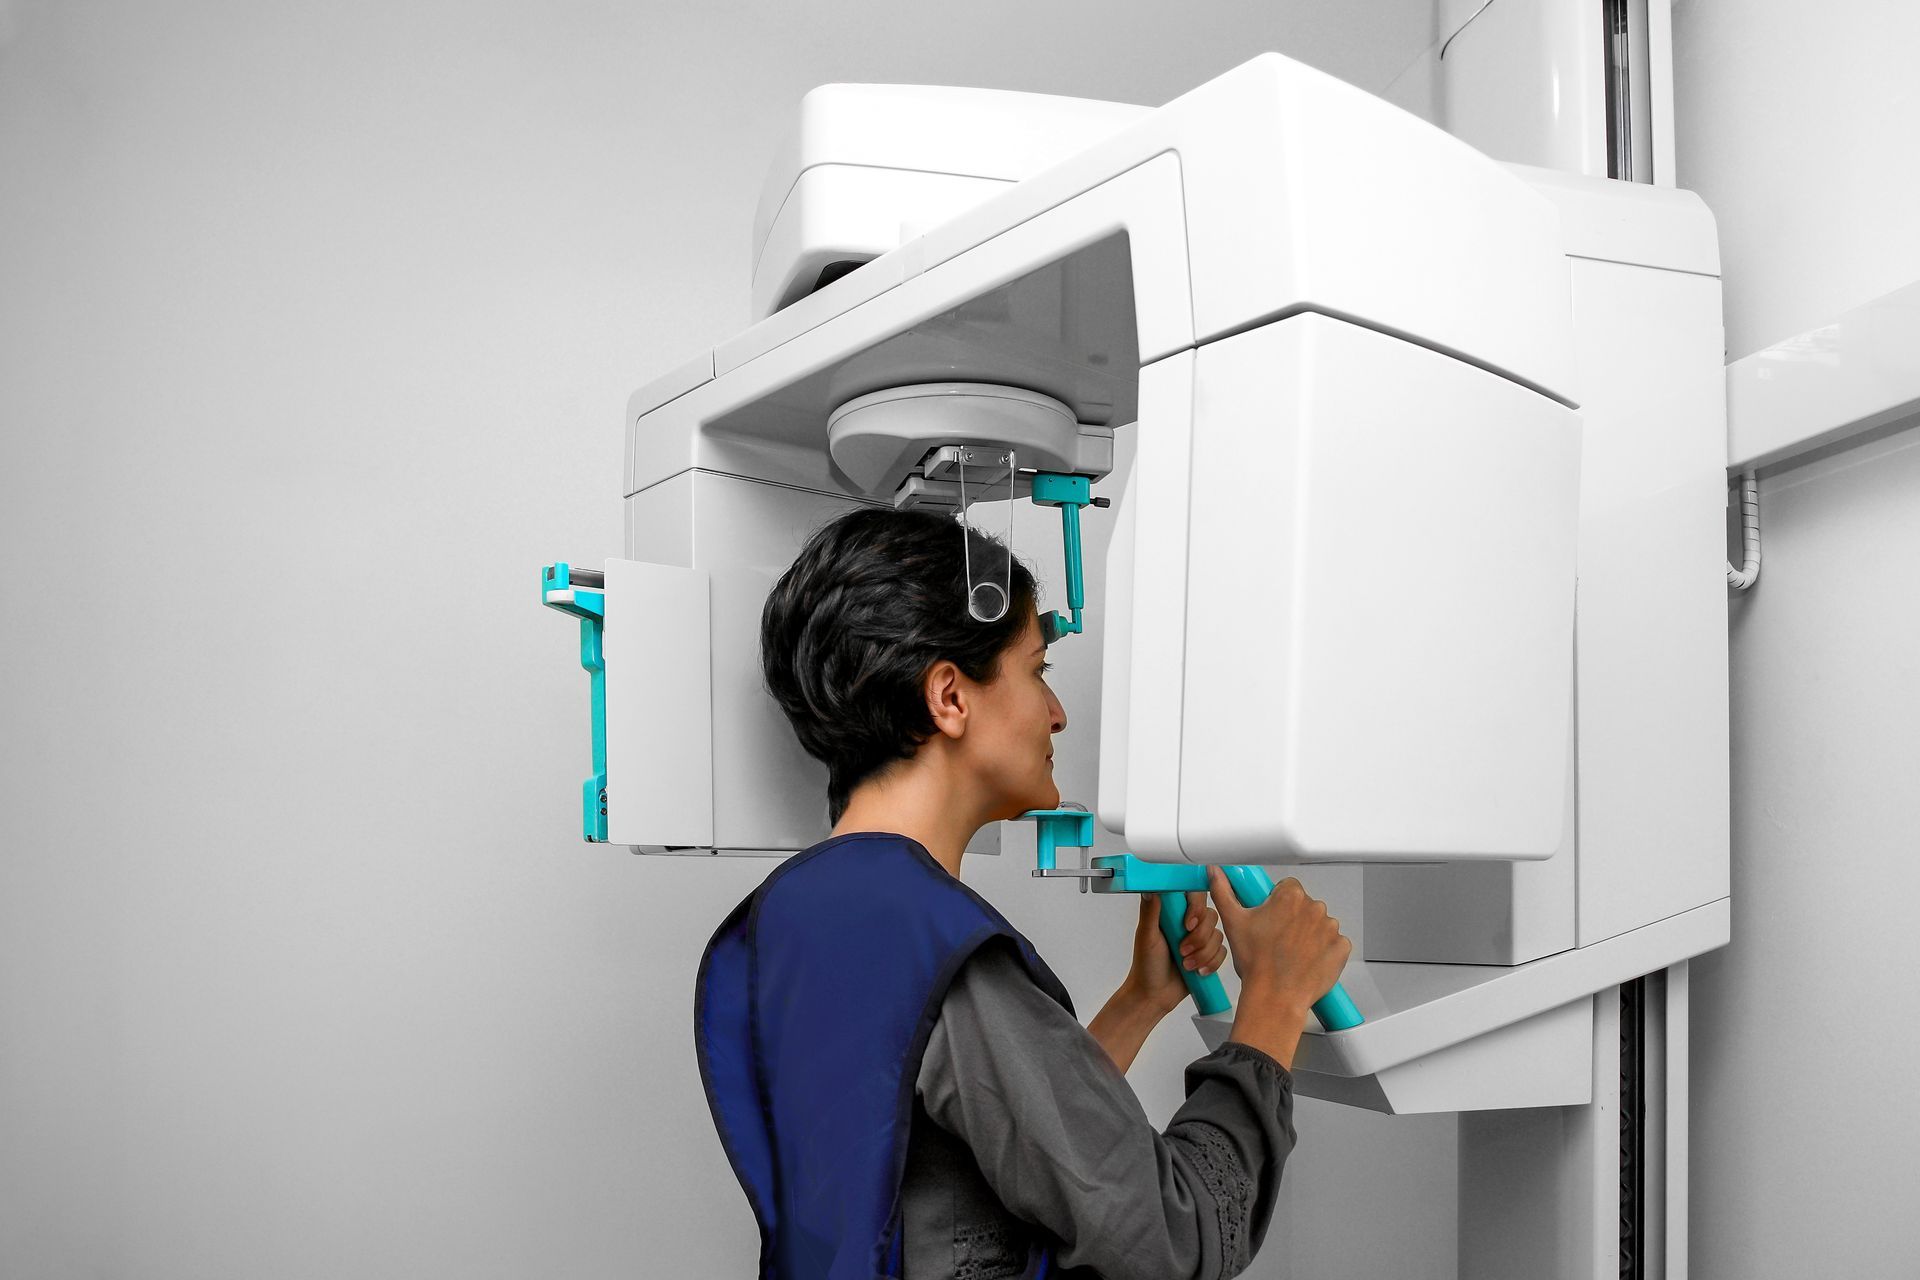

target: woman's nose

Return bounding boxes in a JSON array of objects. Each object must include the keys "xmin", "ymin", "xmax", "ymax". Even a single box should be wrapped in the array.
[{"xmin": 1048, "ymin": 690, "xmax": 1067, "ymax": 734}]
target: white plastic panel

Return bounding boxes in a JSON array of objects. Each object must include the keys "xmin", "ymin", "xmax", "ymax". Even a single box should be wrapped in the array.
[
  {"xmin": 603, "ymin": 559, "xmax": 713, "ymax": 850},
  {"xmin": 750, "ymin": 83, "xmax": 1149, "ymax": 283},
  {"xmin": 751, "ymin": 166, "xmax": 1003, "ymax": 319},
  {"xmin": 1457, "ymin": 996, "xmax": 1621, "ymax": 1276},
  {"xmin": 1099, "ymin": 352, "xmax": 1195, "ymax": 853},
  {"xmin": 724, "ymin": 252, "xmax": 910, "ymax": 395},
  {"xmin": 1360, "ymin": 198, "xmax": 1728, "ymax": 961},
  {"xmin": 1185, "ymin": 896, "xmax": 1727, "ymax": 1112},
  {"xmin": 1157, "ymin": 315, "xmax": 1580, "ymax": 864},
  {"xmin": 1094, "ymin": 453, "xmax": 1138, "ymax": 837},
  {"xmin": 1158, "ymin": 54, "xmax": 1576, "ymax": 401},
  {"xmin": 907, "ymin": 53, "xmax": 1576, "ymax": 402},
  {"xmin": 1568, "ymin": 259, "xmax": 1730, "ymax": 945},
  {"xmin": 706, "ymin": 565, "xmax": 826, "ymax": 853},
  {"xmin": 1362, "ymin": 702, "xmax": 1579, "ymax": 965},
  {"xmin": 1508, "ymin": 163, "xmax": 1721, "ymax": 277},
  {"xmin": 625, "ymin": 472, "xmax": 851, "ymax": 853},
  {"xmin": 621, "ymin": 470, "xmax": 1003, "ymax": 858},
  {"xmin": 1665, "ymin": 961, "xmax": 1689, "ymax": 1271},
  {"xmin": 624, "ymin": 469, "xmax": 693, "ymax": 568},
  {"xmin": 631, "ymin": 350, "xmax": 715, "ymax": 420},
  {"xmin": 1648, "ymin": 0, "xmax": 1676, "ymax": 187},
  {"xmin": 1203, "ymin": 897, "xmax": 1724, "ymax": 1072},
  {"xmin": 1726, "ymin": 278, "xmax": 1920, "ymax": 474},
  {"xmin": 714, "ymin": 146, "xmax": 1190, "ymax": 402},
  {"xmin": 1383, "ymin": 0, "xmax": 1608, "ymax": 179},
  {"xmin": 1286, "ymin": 997, "xmax": 1593, "ymax": 1115}
]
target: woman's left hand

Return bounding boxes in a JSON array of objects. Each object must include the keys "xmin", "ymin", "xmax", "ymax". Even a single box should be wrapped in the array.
[{"xmin": 1125, "ymin": 890, "xmax": 1226, "ymax": 1016}]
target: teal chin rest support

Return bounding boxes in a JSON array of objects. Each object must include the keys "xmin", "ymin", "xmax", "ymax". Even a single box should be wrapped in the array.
[
  {"xmin": 1026, "ymin": 805, "xmax": 1096, "ymax": 871},
  {"xmin": 1017, "ymin": 809, "xmax": 1364, "ymax": 1032},
  {"xmin": 541, "ymin": 562, "xmax": 607, "ymax": 843}
]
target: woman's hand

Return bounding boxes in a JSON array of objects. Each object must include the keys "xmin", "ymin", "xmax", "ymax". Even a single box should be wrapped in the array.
[{"xmin": 1124, "ymin": 890, "xmax": 1226, "ymax": 1017}]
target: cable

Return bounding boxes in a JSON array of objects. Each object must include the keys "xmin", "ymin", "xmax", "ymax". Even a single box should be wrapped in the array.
[{"xmin": 1726, "ymin": 471, "xmax": 1760, "ymax": 590}]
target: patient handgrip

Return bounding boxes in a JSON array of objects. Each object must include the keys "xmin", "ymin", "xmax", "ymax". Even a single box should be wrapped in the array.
[
  {"xmin": 1157, "ymin": 865, "xmax": 1364, "ymax": 1032},
  {"xmin": 1022, "ymin": 810, "xmax": 1363, "ymax": 1033}
]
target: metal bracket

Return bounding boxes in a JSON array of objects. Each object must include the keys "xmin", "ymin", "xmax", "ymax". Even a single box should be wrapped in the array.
[{"xmin": 1030, "ymin": 472, "xmax": 1104, "ymax": 645}]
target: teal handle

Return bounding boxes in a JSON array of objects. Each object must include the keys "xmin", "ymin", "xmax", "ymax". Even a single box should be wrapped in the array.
[
  {"xmin": 1018, "ymin": 810, "xmax": 1363, "ymax": 1034},
  {"xmin": 1155, "ymin": 865, "xmax": 1363, "ymax": 1032},
  {"xmin": 1158, "ymin": 891, "xmax": 1233, "ymax": 1016}
]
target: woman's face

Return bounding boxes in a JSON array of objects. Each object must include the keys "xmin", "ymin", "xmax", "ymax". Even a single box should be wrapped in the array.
[{"xmin": 964, "ymin": 610, "xmax": 1069, "ymax": 821}]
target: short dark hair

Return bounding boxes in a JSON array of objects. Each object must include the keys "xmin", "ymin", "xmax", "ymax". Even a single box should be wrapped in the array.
[{"xmin": 760, "ymin": 506, "xmax": 1039, "ymax": 825}]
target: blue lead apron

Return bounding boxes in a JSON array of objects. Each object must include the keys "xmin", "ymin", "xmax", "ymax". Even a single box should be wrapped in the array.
[{"xmin": 695, "ymin": 831, "xmax": 1076, "ymax": 1279}]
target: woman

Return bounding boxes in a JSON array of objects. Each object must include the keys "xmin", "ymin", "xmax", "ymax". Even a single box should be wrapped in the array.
[{"xmin": 696, "ymin": 506, "xmax": 1351, "ymax": 1280}]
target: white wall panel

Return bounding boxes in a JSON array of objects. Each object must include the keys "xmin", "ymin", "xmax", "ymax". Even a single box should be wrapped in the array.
[{"xmin": 1674, "ymin": 5, "xmax": 1920, "ymax": 1274}]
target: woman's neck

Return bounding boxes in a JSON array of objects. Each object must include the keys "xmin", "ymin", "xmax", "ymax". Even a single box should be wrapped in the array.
[{"xmin": 830, "ymin": 758, "xmax": 987, "ymax": 879}]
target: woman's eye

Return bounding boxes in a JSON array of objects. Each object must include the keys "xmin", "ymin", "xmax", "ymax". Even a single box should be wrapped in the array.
[{"xmin": 1039, "ymin": 662, "xmax": 1054, "ymax": 675}]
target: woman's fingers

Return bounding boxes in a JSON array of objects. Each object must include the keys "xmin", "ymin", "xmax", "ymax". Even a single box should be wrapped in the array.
[
  {"xmin": 1187, "ymin": 935, "xmax": 1226, "ymax": 974},
  {"xmin": 1178, "ymin": 907, "xmax": 1227, "ymax": 973}
]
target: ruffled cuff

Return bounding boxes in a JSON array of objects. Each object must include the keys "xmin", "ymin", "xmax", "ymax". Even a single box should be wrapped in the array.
[{"xmin": 1207, "ymin": 1038, "xmax": 1292, "ymax": 1083}]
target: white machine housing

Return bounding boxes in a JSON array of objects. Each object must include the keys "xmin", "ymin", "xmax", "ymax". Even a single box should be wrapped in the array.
[
  {"xmin": 750, "ymin": 85, "xmax": 1148, "ymax": 321},
  {"xmin": 602, "ymin": 54, "xmax": 1730, "ymax": 1113},
  {"xmin": 625, "ymin": 57, "xmax": 1593, "ymax": 857}
]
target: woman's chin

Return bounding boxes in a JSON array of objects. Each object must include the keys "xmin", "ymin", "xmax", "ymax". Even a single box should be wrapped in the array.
[{"xmin": 999, "ymin": 782, "xmax": 1060, "ymax": 820}]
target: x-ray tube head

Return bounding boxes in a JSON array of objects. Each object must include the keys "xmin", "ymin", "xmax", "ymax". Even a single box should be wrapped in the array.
[{"xmin": 955, "ymin": 446, "xmax": 1016, "ymax": 623}]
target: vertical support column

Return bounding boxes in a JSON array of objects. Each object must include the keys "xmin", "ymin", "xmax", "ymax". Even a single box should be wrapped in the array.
[
  {"xmin": 1647, "ymin": 0, "xmax": 1677, "ymax": 186},
  {"xmin": 1622, "ymin": 976, "xmax": 1648, "ymax": 1278},
  {"xmin": 1580, "ymin": 987, "xmax": 1625, "ymax": 1280},
  {"xmin": 1457, "ymin": 990, "xmax": 1622, "ymax": 1280},
  {"xmin": 1456, "ymin": 973, "xmax": 1691, "ymax": 1278},
  {"xmin": 1666, "ymin": 962, "xmax": 1690, "ymax": 1280},
  {"xmin": 1458, "ymin": 1099, "xmax": 1579, "ymax": 1279},
  {"xmin": 1644, "ymin": 972, "xmax": 1667, "ymax": 1280},
  {"xmin": 1628, "ymin": 964, "xmax": 1688, "ymax": 1279}
]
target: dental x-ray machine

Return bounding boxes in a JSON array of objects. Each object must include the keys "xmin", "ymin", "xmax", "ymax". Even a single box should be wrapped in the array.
[{"xmin": 544, "ymin": 51, "xmax": 1729, "ymax": 1280}]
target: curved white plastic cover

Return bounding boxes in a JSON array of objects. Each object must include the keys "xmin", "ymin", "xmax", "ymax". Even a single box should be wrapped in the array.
[
  {"xmin": 825, "ymin": 383, "xmax": 1091, "ymax": 500},
  {"xmin": 751, "ymin": 84, "xmax": 1148, "ymax": 318},
  {"xmin": 1102, "ymin": 313, "xmax": 1581, "ymax": 864}
]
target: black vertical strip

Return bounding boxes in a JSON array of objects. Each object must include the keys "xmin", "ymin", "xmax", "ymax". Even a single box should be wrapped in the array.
[
  {"xmin": 1619, "ymin": 977, "xmax": 1646, "ymax": 1280},
  {"xmin": 1603, "ymin": 0, "xmax": 1633, "ymax": 180}
]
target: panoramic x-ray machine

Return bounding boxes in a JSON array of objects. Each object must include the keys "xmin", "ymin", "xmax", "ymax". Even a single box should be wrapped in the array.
[{"xmin": 544, "ymin": 52, "xmax": 1729, "ymax": 1280}]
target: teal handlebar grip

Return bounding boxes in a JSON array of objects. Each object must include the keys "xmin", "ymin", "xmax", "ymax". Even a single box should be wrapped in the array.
[
  {"xmin": 1216, "ymin": 865, "xmax": 1363, "ymax": 1032},
  {"xmin": 1157, "ymin": 891, "xmax": 1232, "ymax": 1016},
  {"xmin": 1310, "ymin": 979, "xmax": 1364, "ymax": 1032},
  {"xmin": 1019, "ymin": 810, "xmax": 1364, "ymax": 1034},
  {"xmin": 1128, "ymin": 859, "xmax": 1374, "ymax": 1028}
]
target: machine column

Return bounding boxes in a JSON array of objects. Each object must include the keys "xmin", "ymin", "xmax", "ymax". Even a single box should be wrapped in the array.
[{"xmin": 1456, "ymin": 966, "xmax": 1689, "ymax": 1279}]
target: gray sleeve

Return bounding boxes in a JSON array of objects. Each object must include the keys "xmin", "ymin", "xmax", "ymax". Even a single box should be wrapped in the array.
[{"xmin": 917, "ymin": 941, "xmax": 1297, "ymax": 1280}]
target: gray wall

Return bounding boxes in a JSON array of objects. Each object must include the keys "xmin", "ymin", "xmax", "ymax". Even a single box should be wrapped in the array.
[
  {"xmin": 0, "ymin": 2, "xmax": 1461, "ymax": 1277},
  {"xmin": 1673, "ymin": 1, "xmax": 1920, "ymax": 1276}
]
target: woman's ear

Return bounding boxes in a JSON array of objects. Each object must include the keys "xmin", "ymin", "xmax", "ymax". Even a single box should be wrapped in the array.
[{"xmin": 923, "ymin": 660, "xmax": 968, "ymax": 741}]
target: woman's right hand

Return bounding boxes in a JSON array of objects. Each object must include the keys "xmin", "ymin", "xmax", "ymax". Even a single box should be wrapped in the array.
[{"xmin": 1206, "ymin": 865, "xmax": 1352, "ymax": 1016}]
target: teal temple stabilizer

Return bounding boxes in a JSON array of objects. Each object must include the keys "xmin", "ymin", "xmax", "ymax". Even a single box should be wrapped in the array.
[
  {"xmin": 1028, "ymin": 472, "xmax": 1101, "ymax": 646},
  {"xmin": 541, "ymin": 562, "xmax": 608, "ymax": 843},
  {"xmin": 1020, "ymin": 808, "xmax": 1365, "ymax": 1032}
]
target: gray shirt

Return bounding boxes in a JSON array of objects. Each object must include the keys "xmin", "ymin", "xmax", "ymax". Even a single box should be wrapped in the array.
[{"xmin": 902, "ymin": 940, "xmax": 1297, "ymax": 1280}]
